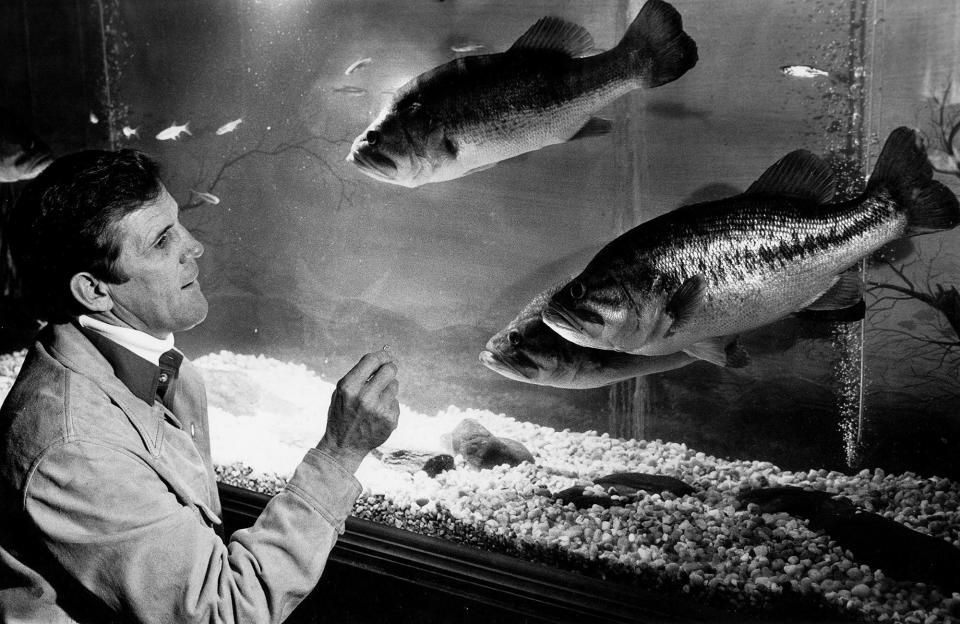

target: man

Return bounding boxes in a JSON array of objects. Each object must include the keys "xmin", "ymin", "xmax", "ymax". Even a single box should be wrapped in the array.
[{"xmin": 0, "ymin": 149, "xmax": 400, "ymax": 623}]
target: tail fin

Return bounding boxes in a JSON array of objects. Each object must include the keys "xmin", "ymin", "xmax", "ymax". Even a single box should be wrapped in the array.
[
  {"xmin": 619, "ymin": 0, "xmax": 698, "ymax": 88},
  {"xmin": 867, "ymin": 126, "xmax": 960, "ymax": 236}
]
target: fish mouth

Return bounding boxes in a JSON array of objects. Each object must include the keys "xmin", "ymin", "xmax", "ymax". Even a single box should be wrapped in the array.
[
  {"xmin": 542, "ymin": 302, "xmax": 604, "ymax": 334},
  {"xmin": 542, "ymin": 302, "xmax": 607, "ymax": 349},
  {"xmin": 479, "ymin": 350, "xmax": 533, "ymax": 381},
  {"xmin": 347, "ymin": 146, "xmax": 398, "ymax": 181}
]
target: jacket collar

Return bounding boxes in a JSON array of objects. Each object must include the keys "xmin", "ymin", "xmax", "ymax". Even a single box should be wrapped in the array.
[
  {"xmin": 43, "ymin": 322, "xmax": 167, "ymax": 455},
  {"xmin": 77, "ymin": 326, "xmax": 183, "ymax": 408}
]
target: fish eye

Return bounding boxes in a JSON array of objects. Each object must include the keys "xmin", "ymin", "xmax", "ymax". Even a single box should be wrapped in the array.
[
  {"xmin": 508, "ymin": 330, "xmax": 522, "ymax": 347},
  {"xmin": 569, "ymin": 282, "xmax": 586, "ymax": 300},
  {"xmin": 366, "ymin": 130, "xmax": 381, "ymax": 146}
]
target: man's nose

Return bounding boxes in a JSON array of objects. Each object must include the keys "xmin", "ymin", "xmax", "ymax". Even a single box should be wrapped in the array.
[{"xmin": 182, "ymin": 231, "xmax": 204, "ymax": 260}]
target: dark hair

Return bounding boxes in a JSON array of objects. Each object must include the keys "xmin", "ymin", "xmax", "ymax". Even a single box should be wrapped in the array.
[{"xmin": 8, "ymin": 149, "xmax": 163, "ymax": 322}]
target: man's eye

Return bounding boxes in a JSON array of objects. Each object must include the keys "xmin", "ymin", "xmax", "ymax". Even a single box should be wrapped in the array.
[{"xmin": 155, "ymin": 233, "xmax": 169, "ymax": 248}]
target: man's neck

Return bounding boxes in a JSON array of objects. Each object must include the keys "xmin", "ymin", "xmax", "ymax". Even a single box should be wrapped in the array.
[{"xmin": 77, "ymin": 314, "xmax": 175, "ymax": 366}]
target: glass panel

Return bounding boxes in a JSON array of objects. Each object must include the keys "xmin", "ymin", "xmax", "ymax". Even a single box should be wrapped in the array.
[
  {"xmin": 111, "ymin": 0, "xmax": 873, "ymax": 472},
  {"xmin": 4, "ymin": 0, "xmax": 957, "ymax": 621},
  {"xmin": 861, "ymin": 1, "xmax": 960, "ymax": 477}
]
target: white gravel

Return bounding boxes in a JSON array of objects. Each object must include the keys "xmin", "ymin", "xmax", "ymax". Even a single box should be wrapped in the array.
[{"xmin": 2, "ymin": 349, "xmax": 958, "ymax": 622}]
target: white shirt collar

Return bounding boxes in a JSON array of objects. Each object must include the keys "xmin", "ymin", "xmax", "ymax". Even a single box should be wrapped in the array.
[{"xmin": 77, "ymin": 315, "xmax": 176, "ymax": 366}]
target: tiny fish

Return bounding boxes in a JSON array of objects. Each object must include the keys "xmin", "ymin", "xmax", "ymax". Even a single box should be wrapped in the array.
[
  {"xmin": 543, "ymin": 128, "xmax": 960, "ymax": 365},
  {"xmin": 190, "ymin": 189, "xmax": 220, "ymax": 205},
  {"xmin": 348, "ymin": 0, "xmax": 697, "ymax": 187},
  {"xmin": 451, "ymin": 42, "xmax": 485, "ymax": 53},
  {"xmin": 333, "ymin": 86, "xmax": 368, "ymax": 96},
  {"xmin": 344, "ymin": 57, "xmax": 372, "ymax": 75},
  {"xmin": 121, "ymin": 126, "xmax": 139, "ymax": 139},
  {"xmin": 155, "ymin": 122, "xmax": 191, "ymax": 141},
  {"xmin": 927, "ymin": 147, "xmax": 959, "ymax": 175},
  {"xmin": 0, "ymin": 115, "xmax": 53, "ymax": 183},
  {"xmin": 215, "ymin": 118, "xmax": 243, "ymax": 135},
  {"xmin": 780, "ymin": 65, "xmax": 830, "ymax": 79},
  {"xmin": 89, "ymin": 111, "xmax": 99, "ymax": 124}
]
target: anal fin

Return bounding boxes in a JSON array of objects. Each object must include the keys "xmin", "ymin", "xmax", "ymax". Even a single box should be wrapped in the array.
[{"xmin": 802, "ymin": 271, "xmax": 863, "ymax": 312}]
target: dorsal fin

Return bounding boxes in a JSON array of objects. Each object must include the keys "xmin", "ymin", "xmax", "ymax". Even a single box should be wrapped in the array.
[
  {"xmin": 745, "ymin": 150, "xmax": 836, "ymax": 203},
  {"xmin": 508, "ymin": 16, "xmax": 595, "ymax": 58}
]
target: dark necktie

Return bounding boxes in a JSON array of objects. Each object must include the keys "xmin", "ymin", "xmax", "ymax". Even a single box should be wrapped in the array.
[{"xmin": 157, "ymin": 348, "xmax": 184, "ymax": 406}]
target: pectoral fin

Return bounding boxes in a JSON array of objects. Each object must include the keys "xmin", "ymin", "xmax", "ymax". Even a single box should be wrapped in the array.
[
  {"xmin": 665, "ymin": 275, "xmax": 706, "ymax": 336},
  {"xmin": 568, "ymin": 117, "xmax": 612, "ymax": 142}
]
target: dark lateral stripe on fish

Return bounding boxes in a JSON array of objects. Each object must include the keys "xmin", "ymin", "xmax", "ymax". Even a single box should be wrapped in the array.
[{"xmin": 651, "ymin": 195, "xmax": 900, "ymax": 286}]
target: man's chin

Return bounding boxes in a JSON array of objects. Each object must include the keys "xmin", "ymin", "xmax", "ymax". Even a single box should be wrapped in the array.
[{"xmin": 177, "ymin": 293, "xmax": 209, "ymax": 332}]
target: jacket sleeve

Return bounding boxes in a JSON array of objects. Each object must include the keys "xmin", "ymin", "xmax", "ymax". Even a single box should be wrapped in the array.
[{"xmin": 23, "ymin": 439, "xmax": 360, "ymax": 623}]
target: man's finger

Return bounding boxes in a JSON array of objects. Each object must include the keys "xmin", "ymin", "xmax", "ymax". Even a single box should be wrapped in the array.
[
  {"xmin": 340, "ymin": 350, "xmax": 398, "ymax": 392},
  {"xmin": 378, "ymin": 378, "xmax": 400, "ymax": 404},
  {"xmin": 361, "ymin": 361, "xmax": 398, "ymax": 396}
]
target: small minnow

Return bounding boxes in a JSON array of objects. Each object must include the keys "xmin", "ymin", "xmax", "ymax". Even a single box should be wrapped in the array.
[
  {"xmin": 89, "ymin": 112, "xmax": 99, "ymax": 124},
  {"xmin": 927, "ymin": 148, "xmax": 959, "ymax": 175},
  {"xmin": 155, "ymin": 122, "xmax": 191, "ymax": 141},
  {"xmin": 450, "ymin": 42, "xmax": 485, "ymax": 53},
  {"xmin": 0, "ymin": 120, "xmax": 54, "ymax": 183},
  {"xmin": 215, "ymin": 118, "xmax": 243, "ymax": 135},
  {"xmin": 121, "ymin": 126, "xmax": 139, "ymax": 139},
  {"xmin": 334, "ymin": 86, "xmax": 367, "ymax": 96},
  {"xmin": 344, "ymin": 58, "xmax": 372, "ymax": 75},
  {"xmin": 190, "ymin": 189, "xmax": 220, "ymax": 205},
  {"xmin": 780, "ymin": 65, "xmax": 830, "ymax": 79}
]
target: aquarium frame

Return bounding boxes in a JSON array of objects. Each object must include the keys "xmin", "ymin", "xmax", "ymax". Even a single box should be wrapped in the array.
[{"xmin": 219, "ymin": 483, "xmax": 732, "ymax": 624}]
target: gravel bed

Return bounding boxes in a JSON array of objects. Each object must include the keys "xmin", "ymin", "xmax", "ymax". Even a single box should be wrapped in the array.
[{"xmin": 2, "ymin": 349, "xmax": 959, "ymax": 622}]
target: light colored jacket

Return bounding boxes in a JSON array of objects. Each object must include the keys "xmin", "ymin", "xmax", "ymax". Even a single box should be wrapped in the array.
[{"xmin": 0, "ymin": 322, "xmax": 360, "ymax": 623}]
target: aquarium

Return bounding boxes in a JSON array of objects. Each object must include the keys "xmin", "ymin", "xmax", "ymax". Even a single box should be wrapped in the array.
[{"xmin": 2, "ymin": 0, "xmax": 959, "ymax": 622}]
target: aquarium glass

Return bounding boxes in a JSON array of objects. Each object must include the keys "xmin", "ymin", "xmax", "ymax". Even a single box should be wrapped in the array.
[
  {"xmin": 10, "ymin": 0, "xmax": 955, "ymax": 620},
  {"xmin": 107, "ymin": 0, "xmax": 887, "ymax": 468}
]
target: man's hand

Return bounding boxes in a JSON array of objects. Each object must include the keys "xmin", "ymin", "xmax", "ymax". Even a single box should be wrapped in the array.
[{"xmin": 316, "ymin": 350, "xmax": 400, "ymax": 473}]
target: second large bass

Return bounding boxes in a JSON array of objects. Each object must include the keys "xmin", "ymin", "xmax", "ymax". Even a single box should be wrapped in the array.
[{"xmin": 543, "ymin": 127, "xmax": 960, "ymax": 365}]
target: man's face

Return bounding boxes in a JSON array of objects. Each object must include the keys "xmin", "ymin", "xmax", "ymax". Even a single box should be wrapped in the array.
[{"xmin": 104, "ymin": 186, "xmax": 208, "ymax": 338}]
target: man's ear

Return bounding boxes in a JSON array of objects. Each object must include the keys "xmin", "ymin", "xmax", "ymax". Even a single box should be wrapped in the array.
[{"xmin": 69, "ymin": 272, "xmax": 114, "ymax": 313}]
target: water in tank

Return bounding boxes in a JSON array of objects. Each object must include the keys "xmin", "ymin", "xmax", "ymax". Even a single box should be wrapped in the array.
[{"xmin": 1, "ymin": 0, "xmax": 959, "ymax": 621}]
